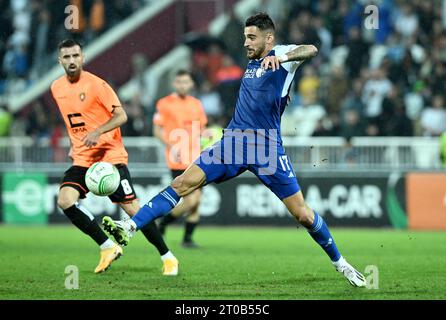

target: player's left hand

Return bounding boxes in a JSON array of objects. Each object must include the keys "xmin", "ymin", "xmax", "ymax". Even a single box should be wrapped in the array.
[
  {"xmin": 82, "ymin": 130, "xmax": 101, "ymax": 148},
  {"xmin": 261, "ymin": 56, "xmax": 281, "ymax": 71}
]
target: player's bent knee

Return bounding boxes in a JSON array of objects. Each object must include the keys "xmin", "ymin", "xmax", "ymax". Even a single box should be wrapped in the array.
[
  {"xmin": 189, "ymin": 191, "xmax": 201, "ymax": 207},
  {"xmin": 186, "ymin": 211, "xmax": 200, "ymax": 223},
  {"xmin": 293, "ymin": 206, "xmax": 313, "ymax": 227},
  {"xmin": 181, "ymin": 193, "xmax": 199, "ymax": 211},
  {"xmin": 172, "ymin": 175, "xmax": 199, "ymax": 197},
  {"xmin": 171, "ymin": 176, "xmax": 188, "ymax": 195},
  {"xmin": 189, "ymin": 199, "xmax": 201, "ymax": 213},
  {"xmin": 57, "ymin": 196, "xmax": 76, "ymax": 211}
]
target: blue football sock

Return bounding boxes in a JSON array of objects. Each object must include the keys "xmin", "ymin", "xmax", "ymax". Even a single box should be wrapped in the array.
[
  {"xmin": 131, "ymin": 186, "xmax": 180, "ymax": 230},
  {"xmin": 307, "ymin": 212, "xmax": 341, "ymax": 262}
]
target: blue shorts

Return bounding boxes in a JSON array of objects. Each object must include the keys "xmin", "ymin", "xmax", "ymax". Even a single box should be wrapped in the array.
[{"xmin": 194, "ymin": 135, "xmax": 300, "ymax": 200}]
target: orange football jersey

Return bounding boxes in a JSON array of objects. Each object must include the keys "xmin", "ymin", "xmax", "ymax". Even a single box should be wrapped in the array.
[
  {"xmin": 51, "ymin": 71, "xmax": 128, "ymax": 167},
  {"xmin": 153, "ymin": 94, "xmax": 207, "ymax": 170}
]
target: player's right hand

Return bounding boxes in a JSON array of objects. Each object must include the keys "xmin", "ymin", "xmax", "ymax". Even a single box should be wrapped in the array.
[
  {"xmin": 82, "ymin": 130, "xmax": 101, "ymax": 148},
  {"xmin": 261, "ymin": 55, "xmax": 280, "ymax": 71}
]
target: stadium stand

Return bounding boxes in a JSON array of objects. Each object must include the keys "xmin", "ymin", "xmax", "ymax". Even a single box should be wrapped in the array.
[{"xmin": 0, "ymin": 0, "xmax": 445, "ymax": 170}]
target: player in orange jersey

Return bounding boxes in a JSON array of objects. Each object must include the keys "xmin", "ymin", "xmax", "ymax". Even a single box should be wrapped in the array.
[
  {"xmin": 154, "ymin": 70, "xmax": 208, "ymax": 248},
  {"xmin": 51, "ymin": 39, "xmax": 178, "ymax": 275}
]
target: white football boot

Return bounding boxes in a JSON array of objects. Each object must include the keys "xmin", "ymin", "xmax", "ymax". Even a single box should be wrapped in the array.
[
  {"xmin": 102, "ymin": 216, "xmax": 136, "ymax": 246},
  {"xmin": 334, "ymin": 257, "xmax": 367, "ymax": 287}
]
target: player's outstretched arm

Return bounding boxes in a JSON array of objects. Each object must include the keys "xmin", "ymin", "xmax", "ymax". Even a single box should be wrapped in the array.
[
  {"xmin": 261, "ymin": 45, "xmax": 318, "ymax": 71},
  {"xmin": 82, "ymin": 105, "xmax": 128, "ymax": 147},
  {"xmin": 278, "ymin": 45, "xmax": 318, "ymax": 63}
]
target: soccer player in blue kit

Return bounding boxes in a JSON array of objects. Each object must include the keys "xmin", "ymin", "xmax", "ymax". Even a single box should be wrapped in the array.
[{"xmin": 103, "ymin": 12, "xmax": 366, "ymax": 287}]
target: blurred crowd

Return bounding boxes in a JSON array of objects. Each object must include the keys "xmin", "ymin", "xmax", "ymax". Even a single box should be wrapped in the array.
[
  {"xmin": 273, "ymin": 0, "xmax": 446, "ymax": 139},
  {"xmin": 2, "ymin": 0, "xmax": 446, "ymax": 144},
  {"xmin": 0, "ymin": 0, "xmax": 149, "ymax": 99},
  {"xmin": 235, "ymin": 0, "xmax": 446, "ymax": 139},
  {"xmin": 121, "ymin": 0, "xmax": 446, "ymax": 140}
]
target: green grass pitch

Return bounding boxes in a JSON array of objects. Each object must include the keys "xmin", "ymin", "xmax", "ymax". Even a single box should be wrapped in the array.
[{"xmin": 1, "ymin": 225, "xmax": 445, "ymax": 300}]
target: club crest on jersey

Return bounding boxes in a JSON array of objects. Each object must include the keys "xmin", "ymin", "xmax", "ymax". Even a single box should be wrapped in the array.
[
  {"xmin": 79, "ymin": 92, "xmax": 86, "ymax": 101},
  {"xmin": 256, "ymin": 68, "xmax": 266, "ymax": 78}
]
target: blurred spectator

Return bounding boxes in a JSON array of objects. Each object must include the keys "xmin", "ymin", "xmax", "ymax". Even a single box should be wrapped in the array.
[
  {"xmin": 121, "ymin": 95, "xmax": 147, "ymax": 137},
  {"xmin": 417, "ymin": 1, "xmax": 435, "ymax": 39},
  {"xmin": 340, "ymin": 77, "xmax": 365, "ymax": 117},
  {"xmin": 2, "ymin": 42, "xmax": 29, "ymax": 78},
  {"xmin": 312, "ymin": 114, "xmax": 340, "ymax": 137},
  {"xmin": 394, "ymin": 3, "xmax": 419, "ymax": 40},
  {"xmin": 214, "ymin": 54, "xmax": 242, "ymax": 124},
  {"xmin": 340, "ymin": 109, "xmax": 365, "ymax": 138},
  {"xmin": 69, "ymin": 0, "xmax": 105, "ymax": 42},
  {"xmin": 298, "ymin": 65, "xmax": 320, "ymax": 106},
  {"xmin": 386, "ymin": 34, "xmax": 405, "ymax": 64},
  {"xmin": 287, "ymin": 10, "xmax": 321, "ymax": 48},
  {"xmin": 198, "ymin": 81, "xmax": 222, "ymax": 118},
  {"xmin": 130, "ymin": 53, "xmax": 156, "ymax": 111},
  {"xmin": 260, "ymin": 0, "xmax": 288, "ymax": 30},
  {"xmin": 324, "ymin": 65, "xmax": 349, "ymax": 116},
  {"xmin": 404, "ymin": 80, "xmax": 425, "ymax": 122},
  {"xmin": 379, "ymin": 86, "xmax": 413, "ymax": 136},
  {"xmin": 47, "ymin": 0, "xmax": 71, "ymax": 53},
  {"xmin": 429, "ymin": 61, "xmax": 446, "ymax": 95},
  {"xmin": 206, "ymin": 43, "xmax": 225, "ymax": 86},
  {"xmin": 282, "ymin": 96, "xmax": 326, "ymax": 137},
  {"xmin": 313, "ymin": 15, "xmax": 332, "ymax": 61},
  {"xmin": 390, "ymin": 103, "xmax": 414, "ymax": 136},
  {"xmin": 365, "ymin": 122, "xmax": 380, "ymax": 137},
  {"xmin": 215, "ymin": 54, "xmax": 243, "ymax": 85},
  {"xmin": 345, "ymin": 26, "xmax": 368, "ymax": 78},
  {"xmin": 336, "ymin": 0, "xmax": 363, "ymax": 44},
  {"xmin": 29, "ymin": 2, "xmax": 50, "ymax": 78},
  {"xmin": 420, "ymin": 94, "xmax": 446, "ymax": 136},
  {"xmin": 216, "ymin": 78, "xmax": 240, "ymax": 126},
  {"xmin": 105, "ymin": 0, "xmax": 139, "ymax": 29},
  {"xmin": 220, "ymin": 9, "xmax": 246, "ymax": 66},
  {"xmin": 25, "ymin": 100, "xmax": 51, "ymax": 139},
  {"xmin": 362, "ymin": 68, "xmax": 392, "ymax": 119},
  {"xmin": 321, "ymin": 0, "xmax": 344, "ymax": 46}
]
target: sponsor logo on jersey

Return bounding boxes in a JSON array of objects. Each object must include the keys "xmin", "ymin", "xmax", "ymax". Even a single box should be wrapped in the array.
[{"xmin": 255, "ymin": 68, "xmax": 266, "ymax": 78}]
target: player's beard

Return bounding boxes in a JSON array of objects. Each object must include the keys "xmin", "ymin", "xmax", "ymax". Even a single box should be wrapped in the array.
[
  {"xmin": 247, "ymin": 44, "xmax": 265, "ymax": 60},
  {"xmin": 66, "ymin": 64, "xmax": 81, "ymax": 82}
]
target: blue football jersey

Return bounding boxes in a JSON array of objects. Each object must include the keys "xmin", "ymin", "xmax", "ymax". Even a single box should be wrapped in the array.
[{"xmin": 226, "ymin": 44, "xmax": 304, "ymax": 143}]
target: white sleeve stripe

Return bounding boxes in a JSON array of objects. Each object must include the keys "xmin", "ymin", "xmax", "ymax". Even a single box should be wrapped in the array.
[
  {"xmin": 281, "ymin": 59, "xmax": 304, "ymax": 97},
  {"xmin": 281, "ymin": 70, "xmax": 296, "ymax": 98}
]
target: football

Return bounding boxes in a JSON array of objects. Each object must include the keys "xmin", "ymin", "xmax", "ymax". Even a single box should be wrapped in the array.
[{"xmin": 85, "ymin": 162, "xmax": 120, "ymax": 196}]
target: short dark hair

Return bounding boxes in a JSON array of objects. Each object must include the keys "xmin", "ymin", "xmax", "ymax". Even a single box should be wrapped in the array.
[
  {"xmin": 175, "ymin": 69, "xmax": 192, "ymax": 78},
  {"xmin": 58, "ymin": 39, "xmax": 83, "ymax": 51},
  {"xmin": 245, "ymin": 12, "xmax": 275, "ymax": 31}
]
